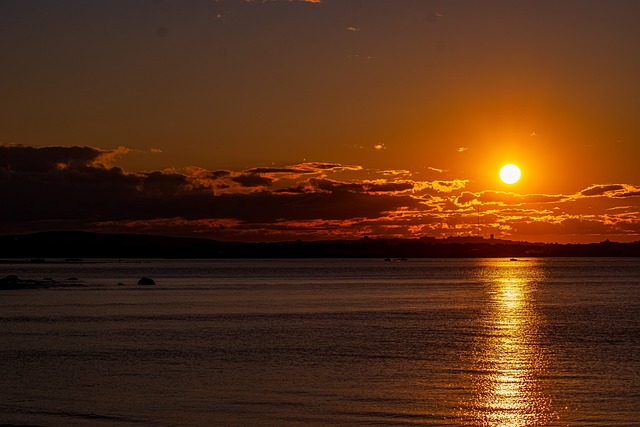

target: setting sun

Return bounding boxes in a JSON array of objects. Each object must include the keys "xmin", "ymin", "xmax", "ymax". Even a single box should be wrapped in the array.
[{"xmin": 500, "ymin": 164, "xmax": 521, "ymax": 184}]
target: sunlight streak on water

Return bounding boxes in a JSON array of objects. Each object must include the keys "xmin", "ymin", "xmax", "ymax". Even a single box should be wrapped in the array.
[{"xmin": 466, "ymin": 262, "xmax": 555, "ymax": 426}]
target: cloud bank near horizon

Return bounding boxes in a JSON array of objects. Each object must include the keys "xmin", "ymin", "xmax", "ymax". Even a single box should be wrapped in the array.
[{"xmin": 1, "ymin": 145, "xmax": 639, "ymax": 243}]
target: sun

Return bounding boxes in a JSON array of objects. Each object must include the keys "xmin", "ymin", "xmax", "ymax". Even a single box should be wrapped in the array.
[{"xmin": 499, "ymin": 164, "xmax": 521, "ymax": 184}]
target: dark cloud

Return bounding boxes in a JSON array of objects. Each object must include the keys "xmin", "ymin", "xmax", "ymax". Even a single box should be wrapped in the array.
[
  {"xmin": 0, "ymin": 145, "xmax": 418, "ymax": 233},
  {"xmin": 455, "ymin": 191, "xmax": 565, "ymax": 207},
  {"xmin": 212, "ymin": 191, "xmax": 420, "ymax": 223},
  {"xmin": 311, "ymin": 178, "xmax": 414, "ymax": 194},
  {"xmin": 0, "ymin": 145, "xmax": 207, "ymax": 223},
  {"xmin": 274, "ymin": 187, "xmax": 308, "ymax": 194},
  {"xmin": 581, "ymin": 184, "xmax": 625, "ymax": 197},
  {"xmin": 231, "ymin": 173, "xmax": 273, "ymax": 187},
  {"xmin": 0, "ymin": 144, "xmax": 103, "ymax": 172},
  {"xmin": 456, "ymin": 192, "xmax": 479, "ymax": 206},
  {"xmin": 246, "ymin": 167, "xmax": 311, "ymax": 174},
  {"xmin": 142, "ymin": 171, "xmax": 188, "ymax": 195},
  {"xmin": 210, "ymin": 170, "xmax": 231, "ymax": 178},
  {"xmin": 306, "ymin": 162, "xmax": 342, "ymax": 169},
  {"xmin": 303, "ymin": 162, "xmax": 361, "ymax": 172},
  {"xmin": 522, "ymin": 194, "xmax": 566, "ymax": 204},
  {"xmin": 242, "ymin": 163, "xmax": 362, "ymax": 179}
]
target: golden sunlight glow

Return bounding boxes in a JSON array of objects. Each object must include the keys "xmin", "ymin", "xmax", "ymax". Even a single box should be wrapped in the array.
[
  {"xmin": 499, "ymin": 164, "xmax": 521, "ymax": 185},
  {"xmin": 465, "ymin": 262, "xmax": 554, "ymax": 426}
]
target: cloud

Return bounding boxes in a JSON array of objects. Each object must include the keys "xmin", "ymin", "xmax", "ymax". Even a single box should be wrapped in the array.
[
  {"xmin": 457, "ymin": 147, "xmax": 468, "ymax": 153},
  {"xmin": 429, "ymin": 180, "xmax": 468, "ymax": 193},
  {"xmin": 231, "ymin": 173, "xmax": 273, "ymax": 188},
  {"xmin": 93, "ymin": 146, "xmax": 130, "ymax": 167},
  {"xmin": 182, "ymin": 166, "xmax": 229, "ymax": 190},
  {"xmin": 374, "ymin": 143, "xmax": 386, "ymax": 150},
  {"xmin": 346, "ymin": 26, "xmax": 360, "ymax": 32},
  {"xmin": 246, "ymin": 167, "xmax": 310, "ymax": 174},
  {"xmin": 300, "ymin": 162, "xmax": 362, "ymax": 172},
  {"xmin": 307, "ymin": 178, "xmax": 414, "ymax": 195},
  {"xmin": 0, "ymin": 145, "xmax": 417, "ymax": 236},
  {"xmin": 455, "ymin": 190, "xmax": 565, "ymax": 207},
  {"xmin": 579, "ymin": 184, "xmax": 640, "ymax": 198},
  {"xmin": 428, "ymin": 167, "xmax": 447, "ymax": 173},
  {"xmin": 376, "ymin": 169, "xmax": 411, "ymax": 177},
  {"xmin": 0, "ymin": 144, "xmax": 107, "ymax": 172},
  {"xmin": 581, "ymin": 184, "xmax": 625, "ymax": 197},
  {"xmin": 2, "ymin": 145, "xmax": 639, "ymax": 243}
]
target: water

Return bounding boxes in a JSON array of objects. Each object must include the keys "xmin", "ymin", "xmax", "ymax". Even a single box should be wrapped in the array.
[{"xmin": 0, "ymin": 258, "xmax": 639, "ymax": 426}]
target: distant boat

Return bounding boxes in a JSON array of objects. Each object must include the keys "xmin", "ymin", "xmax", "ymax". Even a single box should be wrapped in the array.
[{"xmin": 509, "ymin": 258, "xmax": 518, "ymax": 261}]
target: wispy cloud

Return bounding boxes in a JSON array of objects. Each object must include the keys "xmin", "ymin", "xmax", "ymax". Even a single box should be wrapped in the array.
[
  {"xmin": 579, "ymin": 184, "xmax": 640, "ymax": 198},
  {"xmin": 428, "ymin": 167, "xmax": 447, "ymax": 173},
  {"xmin": 581, "ymin": 184, "xmax": 625, "ymax": 197},
  {"xmin": 375, "ymin": 169, "xmax": 411, "ymax": 177}
]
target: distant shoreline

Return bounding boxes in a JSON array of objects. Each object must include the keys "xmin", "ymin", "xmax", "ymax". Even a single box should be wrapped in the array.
[{"xmin": 1, "ymin": 231, "xmax": 639, "ymax": 259}]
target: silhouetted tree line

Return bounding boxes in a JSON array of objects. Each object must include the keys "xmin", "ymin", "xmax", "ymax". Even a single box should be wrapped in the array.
[{"xmin": 1, "ymin": 232, "xmax": 639, "ymax": 259}]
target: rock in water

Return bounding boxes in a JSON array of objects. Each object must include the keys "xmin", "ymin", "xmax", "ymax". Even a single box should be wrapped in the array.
[
  {"xmin": 3, "ymin": 275, "xmax": 19, "ymax": 284},
  {"xmin": 138, "ymin": 277, "xmax": 156, "ymax": 285}
]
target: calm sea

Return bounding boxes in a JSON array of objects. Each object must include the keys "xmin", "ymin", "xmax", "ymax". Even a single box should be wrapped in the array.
[{"xmin": 0, "ymin": 258, "xmax": 639, "ymax": 426}]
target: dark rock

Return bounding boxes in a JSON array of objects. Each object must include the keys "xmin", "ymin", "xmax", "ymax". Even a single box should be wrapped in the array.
[
  {"xmin": 138, "ymin": 277, "xmax": 155, "ymax": 285},
  {"xmin": 3, "ymin": 274, "xmax": 19, "ymax": 283},
  {"xmin": 1, "ymin": 275, "xmax": 39, "ymax": 289}
]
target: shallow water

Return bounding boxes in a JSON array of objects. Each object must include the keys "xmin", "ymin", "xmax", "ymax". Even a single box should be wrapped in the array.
[{"xmin": 1, "ymin": 258, "xmax": 639, "ymax": 426}]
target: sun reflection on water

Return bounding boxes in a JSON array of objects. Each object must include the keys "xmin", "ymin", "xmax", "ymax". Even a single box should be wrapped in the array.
[{"xmin": 466, "ymin": 261, "xmax": 554, "ymax": 426}]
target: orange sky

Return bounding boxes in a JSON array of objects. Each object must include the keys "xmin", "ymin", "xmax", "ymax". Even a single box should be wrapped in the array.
[{"xmin": 1, "ymin": 1, "xmax": 639, "ymax": 243}]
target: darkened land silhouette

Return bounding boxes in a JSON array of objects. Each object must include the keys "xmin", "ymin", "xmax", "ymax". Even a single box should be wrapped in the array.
[
  {"xmin": 0, "ymin": 273, "xmax": 84, "ymax": 289},
  {"xmin": 0, "ymin": 231, "xmax": 639, "ymax": 259}
]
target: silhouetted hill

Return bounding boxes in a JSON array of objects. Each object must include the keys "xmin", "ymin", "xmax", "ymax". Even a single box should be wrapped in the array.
[{"xmin": 0, "ymin": 231, "xmax": 639, "ymax": 259}]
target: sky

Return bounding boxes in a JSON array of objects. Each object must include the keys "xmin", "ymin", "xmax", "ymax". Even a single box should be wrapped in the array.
[{"xmin": 1, "ymin": 0, "xmax": 640, "ymax": 243}]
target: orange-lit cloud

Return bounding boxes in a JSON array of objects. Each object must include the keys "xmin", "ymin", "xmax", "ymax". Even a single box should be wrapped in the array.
[
  {"xmin": 428, "ymin": 167, "xmax": 447, "ymax": 173},
  {"xmin": 93, "ymin": 146, "xmax": 130, "ymax": 167},
  {"xmin": 579, "ymin": 184, "xmax": 640, "ymax": 198},
  {"xmin": 1, "ymin": 145, "xmax": 639, "ymax": 243}
]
